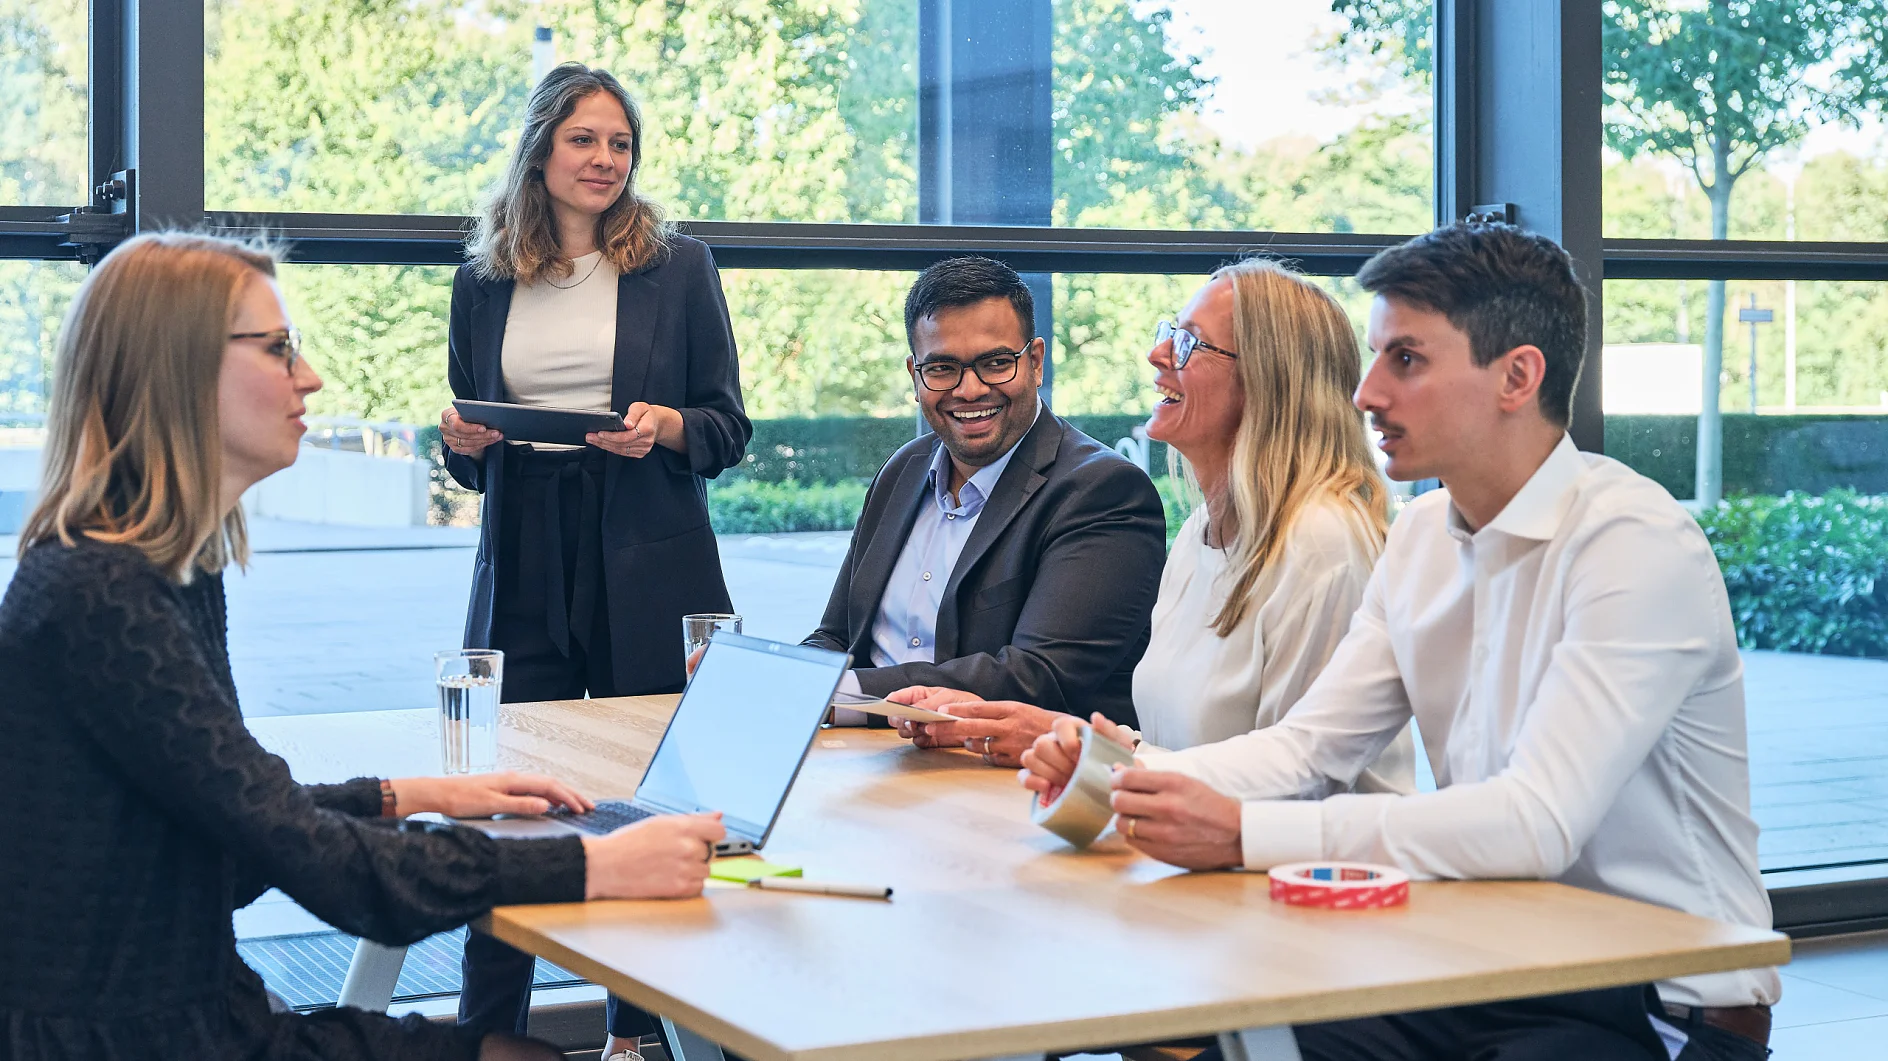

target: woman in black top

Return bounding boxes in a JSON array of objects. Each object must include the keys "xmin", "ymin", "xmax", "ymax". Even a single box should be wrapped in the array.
[
  {"xmin": 0, "ymin": 232, "xmax": 725, "ymax": 1061},
  {"xmin": 436, "ymin": 64, "xmax": 750, "ymax": 1059}
]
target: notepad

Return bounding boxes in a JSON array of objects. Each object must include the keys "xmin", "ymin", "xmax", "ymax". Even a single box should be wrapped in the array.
[{"xmin": 709, "ymin": 858, "xmax": 804, "ymax": 883}]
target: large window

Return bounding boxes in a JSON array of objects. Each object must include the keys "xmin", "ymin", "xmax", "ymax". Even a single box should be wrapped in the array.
[
  {"xmin": 14, "ymin": 0, "xmax": 1888, "ymax": 942},
  {"xmin": 0, "ymin": 1, "xmax": 87, "ymax": 206},
  {"xmin": 1606, "ymin": 278, "xmax": 1888, "ymax": 876},
  {"xmin": 203, "ymin": 0, "xmax": 1432, "ymax": 234}
]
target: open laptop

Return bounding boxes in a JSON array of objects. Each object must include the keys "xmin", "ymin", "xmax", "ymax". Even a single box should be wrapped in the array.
[{"xmin": 472, "ymin": 632, "xmax": 847, "ymax": 855}]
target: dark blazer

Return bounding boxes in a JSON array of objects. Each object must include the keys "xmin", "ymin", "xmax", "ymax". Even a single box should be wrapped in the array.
[
  {"xmin": 446, "ymin": 234, "xmax": 751, "ymax": 693},
  {"xmin": 805, "ymin": 408, "xmax": 1166, "ymax": 725}
]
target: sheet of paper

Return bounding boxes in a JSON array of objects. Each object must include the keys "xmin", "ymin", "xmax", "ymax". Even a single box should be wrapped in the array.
[{"xmin": 829, "ymin": 694, "xmax": 958, "ymax": 723}]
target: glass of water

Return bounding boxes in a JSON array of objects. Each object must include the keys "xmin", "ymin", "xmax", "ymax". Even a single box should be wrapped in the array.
[
  {"xmin": 683, "ymin": 613, "xmax": 742, "ymax": 661},
  {"xmin": 436, "ymin": 649, "xmax": 503, "ymax": 774}
]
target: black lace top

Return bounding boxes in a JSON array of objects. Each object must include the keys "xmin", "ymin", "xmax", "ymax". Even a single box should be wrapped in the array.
[{"xmin": 0, "ymin": 540, "xmax": 586, "ymax": 1060}]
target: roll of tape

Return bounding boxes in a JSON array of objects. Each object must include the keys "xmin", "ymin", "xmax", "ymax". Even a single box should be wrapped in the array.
[
  {"xmin": 1029, "ymin": 724, "xmax": 1137, "ymax": 848},
  {"xmin": 1268, "ymin": 862, "xmax": 1410, "ymax": 909}
]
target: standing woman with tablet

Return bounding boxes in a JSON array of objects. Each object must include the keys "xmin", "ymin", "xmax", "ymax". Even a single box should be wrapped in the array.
[{"xmin": 436, "ymin": 64, "xmax": 749, "ymax": 1059}]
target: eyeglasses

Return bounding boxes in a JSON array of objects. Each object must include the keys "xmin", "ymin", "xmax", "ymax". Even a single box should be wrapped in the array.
[
  {"xmin": 913, "ymin": 341, "xmax": 1036, "ymax": 392},
  {"xmin": 1155, "ymin": 320, "xmax": 1238, "ymax": 369},
  {"xmin": 228, "ymin": 328, "xmax": 303, "ymax": 375}
]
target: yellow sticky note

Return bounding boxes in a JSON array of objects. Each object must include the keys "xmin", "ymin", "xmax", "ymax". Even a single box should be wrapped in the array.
[{"xmin": 708, "ymin": 858, "xmax": 803, "ymax": 883}]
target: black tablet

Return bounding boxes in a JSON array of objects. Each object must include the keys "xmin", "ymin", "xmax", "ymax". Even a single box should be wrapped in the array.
[{"xmin": 452, "ymin": 400, "xmax": 626, "ymax": 447}]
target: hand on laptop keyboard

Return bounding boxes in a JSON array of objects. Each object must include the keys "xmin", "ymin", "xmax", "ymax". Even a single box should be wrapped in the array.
[
  {"xmin": 548, "ymin": 800, "xmax": 657, "ymax": 835},
  {"xmin": 581, "ymin": 811, "xmax": 727, "ymax": 900}
]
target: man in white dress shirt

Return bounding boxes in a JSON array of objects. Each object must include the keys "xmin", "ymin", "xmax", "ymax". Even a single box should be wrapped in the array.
[{"xmin": 1021, "ymin": 223, "xmax": 1777, "ymax": 1061}]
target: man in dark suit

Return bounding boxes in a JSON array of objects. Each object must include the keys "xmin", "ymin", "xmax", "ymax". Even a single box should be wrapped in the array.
[{"xmin": 805, "ymin": 256, "xmax": 1167, "ymax": 766}]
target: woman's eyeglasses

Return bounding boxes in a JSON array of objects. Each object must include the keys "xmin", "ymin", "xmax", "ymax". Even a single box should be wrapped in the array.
[
  {"xmin": 913, "ymin": 342, "xmax": 1035, "ymax": 392},
  {"xmin": 1155, "ymin": 320, "xmax": 1238, "ymax": 369},
  {"xmin": 228, "ymin": 328, "xmax": 303, "ymax": 375}
]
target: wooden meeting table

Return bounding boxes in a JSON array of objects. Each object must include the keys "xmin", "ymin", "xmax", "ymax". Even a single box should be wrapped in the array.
[{"xmin": 252, "ymin": 694, "xmax": 1789, "ymax": 1061}]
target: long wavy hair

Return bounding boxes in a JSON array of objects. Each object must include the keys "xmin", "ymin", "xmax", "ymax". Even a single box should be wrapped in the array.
[
  {"xmin": 1192, "ymin": 259, "xmax": 1391, "ymax": 636},
  {"xmin": 467, "ymin": 63, "xmax": 670, "ymax": 284},
  {"xmin": 21, "ymin": 233, "xmax": 276, "ymax": 582}
]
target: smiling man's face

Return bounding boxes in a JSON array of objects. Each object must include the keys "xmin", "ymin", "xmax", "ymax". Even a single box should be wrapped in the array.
[{"xmin": 909, "ymin": 297, "xmax": 1043, "ymax": 474}]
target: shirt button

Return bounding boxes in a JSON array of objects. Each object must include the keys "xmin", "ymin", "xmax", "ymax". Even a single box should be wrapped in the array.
[
  {"xmin": 922, "ymin": 571, "xmax": 932, "ymax": 581},
  {"xmin": 910, "ymin": 637, "xmax": 922, "ymax": 647},
  {"xmin": 947, "ymin": 513, "xmax": 957, "ymax": 520}
]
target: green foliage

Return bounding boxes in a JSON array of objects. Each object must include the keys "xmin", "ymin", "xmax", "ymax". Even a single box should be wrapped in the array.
[
  {"xmin": 1602, "ymin": 1, "xmax": 1888, "ymax": 201},
  {"xmin": 1328, "ymin": 0, "xmax": 1433, "ymax": 84},
  {"xmin": 1697, "ymin": 491, "xmax": 1888, "ymax": 657},
  {"xmin": 706, "ymin": 478, "xmax": 869, "ymax": 534},
  {"xmin": 1153, "ymin": 474, "xmax": 1195, "ymax": 544},
  {"xmin": 0, "ymin": 0, "xmax": 85, "ymax": 204}
]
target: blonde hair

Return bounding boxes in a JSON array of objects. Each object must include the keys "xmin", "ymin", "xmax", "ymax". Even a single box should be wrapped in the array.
[
  {"xmin": 20, "ymin": 232, "xmax": 278, "ymax": 582},
  {"xmin": 467, "ymin": 63, "xmax": 670, "ymax": 284},
  {"xmin": 1193, "ymin": 259, "xmax": 1390, "ymax": 636}
]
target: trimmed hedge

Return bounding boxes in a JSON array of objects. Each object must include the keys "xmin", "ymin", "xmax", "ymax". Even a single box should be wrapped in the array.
[
  {"xmin": 1696, "ymin": 490, "xmax": 1888, "ymax": 657},
  {"xmin": 728, "ymin": 413, "xmax": 1167, "ymax": 484},
  {"xmin": 1607, "ymin": 413, "xmax": 1888, "ymax": 498},
  {"xmin": 707, "ymin": 479, "xmax": 869, "ymax": 534},
  {"xmin": 704, "ymin": 475, "xmax": 1194, "ymax": 537}
]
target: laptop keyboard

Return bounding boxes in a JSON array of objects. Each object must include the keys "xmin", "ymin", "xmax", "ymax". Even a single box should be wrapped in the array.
[{"xmin": 547, "ymin": 800, "xmax": 657, "ymax": 835}]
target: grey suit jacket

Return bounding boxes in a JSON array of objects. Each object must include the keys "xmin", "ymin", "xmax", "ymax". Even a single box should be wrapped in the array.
[{"xmin": 804, "ymin": 408, "xmax": 1166, "ymax": 725}]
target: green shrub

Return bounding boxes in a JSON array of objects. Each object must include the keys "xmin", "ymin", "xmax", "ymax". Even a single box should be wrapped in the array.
[
  {"xmin": 1696, "ymin": 491, "xmax": 1888, "ymax": 657},
  {"xmin": 707, "ymin": 479, "xmax": 869, "ymax": 534},
  {"xmin": 1152, "ymin": 474, "xmax": 1195, "ymax": 544}
]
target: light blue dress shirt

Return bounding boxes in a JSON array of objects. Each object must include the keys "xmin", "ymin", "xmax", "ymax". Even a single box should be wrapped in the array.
[{"xmin": 832, "ymin": 427, "xmax": 1028, "ymax": 709}]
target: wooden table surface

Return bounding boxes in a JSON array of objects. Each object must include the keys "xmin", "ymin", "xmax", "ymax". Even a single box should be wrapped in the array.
[{"xmin": 278, "ymin": 694, "xmax": 1781, "ymax": 1061}]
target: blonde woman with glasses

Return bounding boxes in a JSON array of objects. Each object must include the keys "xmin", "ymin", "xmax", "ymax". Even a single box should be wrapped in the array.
[
  {"xmin": 889, "ymin": 259, "xmax": 1412, "ymax": 793},
  {"xmin": 0, "ymin": 233, "xmax": 724, "ymax": 1061}
]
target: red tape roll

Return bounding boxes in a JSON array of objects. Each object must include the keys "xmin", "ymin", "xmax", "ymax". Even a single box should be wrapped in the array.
[{"xmin": 1268, "ymin": 861, "xmax": 1410, "ymax": 909}]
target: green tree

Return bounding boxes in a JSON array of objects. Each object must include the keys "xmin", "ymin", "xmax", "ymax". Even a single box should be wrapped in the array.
[
  {"xmin": 1334, "ymin": 1, "xmax": 1888, "ymax": 502},
  {"xmin": 1604, "ymin": 1, "xmax": 1888, "ymax": 502},
  {"xmin": 0, "ymin": 0, "xmax": 87, "ymax": 418}
]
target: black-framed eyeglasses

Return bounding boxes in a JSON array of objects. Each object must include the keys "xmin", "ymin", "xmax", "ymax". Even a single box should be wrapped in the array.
[
  {"xmin": 228, "ymin": 328, "xmax": 303, "ymax": 374},
  {"xmin": 1155, "ymin": 320, "xmax": 1238, "ymax": 369},
  {"xmin": 913, "ymin": 340, "xmax": 1036, "ymax": 392}
]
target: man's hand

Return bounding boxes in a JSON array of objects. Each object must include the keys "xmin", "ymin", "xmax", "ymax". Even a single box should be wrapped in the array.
[
  {"xmin": 1019, "ymin": 713, "xmax": 1137, "ymax": 806},
  {"xmin": 885, "ymin": 689, "xmax": 1065, "ymax": 767},
  {"xmin": 388, "ymin": 771, "xmax": 592, "ymax": 819},
  {"xmin": 583, "ymin": 813, "xmax": 726, "ymax": 900},
  {"xmin": 1109, "ymin": 768, "xmax": 1244, "ymax": 871},
  {"xmin": 588, "ymin": 401, "xmax": 683, "ymax": 457},
  {"xmin": 440, "ymin": 406, "xmax": 503, "ymax": 458},
  {"xmin": 882, "ymin": 685, "xmax": 977, "ymax": 740}
]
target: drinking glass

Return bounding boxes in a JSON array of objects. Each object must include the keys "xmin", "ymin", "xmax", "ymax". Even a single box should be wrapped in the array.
[
  {"xmin": 436, "ymin": 649, "xmax": 503, "ymax": 774},
  {"xmin": 683, "ymin": 613, "xmax": 743, "ymax": 661}
]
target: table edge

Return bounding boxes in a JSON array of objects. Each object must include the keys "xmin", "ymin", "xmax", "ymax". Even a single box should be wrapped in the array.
[{"xmin": 480, "ymin": 911, "xmax": 1788, "ymax": 1061}]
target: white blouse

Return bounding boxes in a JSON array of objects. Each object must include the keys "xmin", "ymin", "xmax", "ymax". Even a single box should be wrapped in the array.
[
  {"xmin": 1132, "ymin": 499, "xmax": 1414, "ymax": 795},
  {"xmin": 500, "ymin": 251, "xmax": 618, "ymax": 413}
]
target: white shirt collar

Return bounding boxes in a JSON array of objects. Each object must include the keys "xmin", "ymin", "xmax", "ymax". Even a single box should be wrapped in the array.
[{"xmin": 1449, "ymin": 433, "xmax": 1586, "ymax": 542}]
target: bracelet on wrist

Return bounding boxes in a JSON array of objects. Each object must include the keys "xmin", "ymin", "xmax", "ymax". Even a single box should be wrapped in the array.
[{"xmin": 380, "ymin": 779, "xmax": 398, "ymax": 818}]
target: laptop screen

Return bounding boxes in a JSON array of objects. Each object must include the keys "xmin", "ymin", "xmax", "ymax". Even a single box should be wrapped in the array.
[{"xmin": 634, "ymin": 632, "xmax": 847, "ymax": 842}]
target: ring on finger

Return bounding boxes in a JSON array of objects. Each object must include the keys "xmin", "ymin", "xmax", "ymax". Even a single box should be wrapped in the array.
[
  {"xmin": 982, "ymin": 735, "xmax": 996, "ymax": 755},
  {"xmin": 1124, "ymin": 816, "xmax": 1138, "ymax": 840}
]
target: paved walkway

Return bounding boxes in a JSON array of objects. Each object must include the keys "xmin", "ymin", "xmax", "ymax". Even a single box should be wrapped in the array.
[{"xmin": 2, "ymin": 520, "xmax": 1883, "ymax": 872}]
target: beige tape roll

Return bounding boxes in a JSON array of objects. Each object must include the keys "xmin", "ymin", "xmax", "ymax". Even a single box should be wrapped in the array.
[{"xmin": 1029, "ymin": 724, "xmax": 1137, "ymax": 848}]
